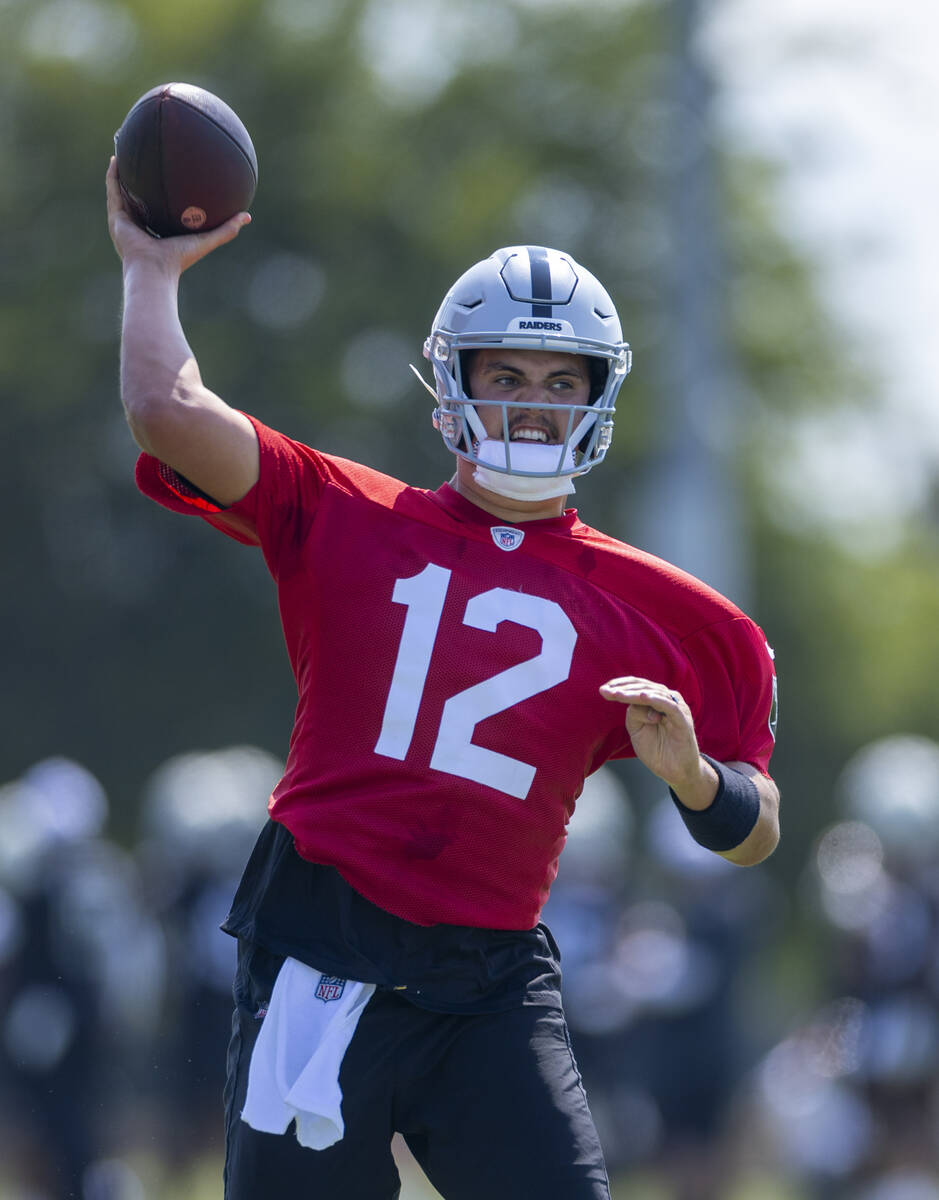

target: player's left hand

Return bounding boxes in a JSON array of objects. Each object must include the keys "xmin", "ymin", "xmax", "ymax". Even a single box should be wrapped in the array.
[{"xmin": 599, "ymin": 676, "xmax": 715, "ymax": 804}]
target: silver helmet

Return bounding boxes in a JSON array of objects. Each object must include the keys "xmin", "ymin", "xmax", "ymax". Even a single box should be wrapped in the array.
[{"xmin": 423, "ymin": 246, "xmax": 631, "ymax": 487}]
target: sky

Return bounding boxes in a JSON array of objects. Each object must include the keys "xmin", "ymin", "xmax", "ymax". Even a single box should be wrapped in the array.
[{"xmin": 702, "ymin": 0, "xmax": 939, "ymax": 552}]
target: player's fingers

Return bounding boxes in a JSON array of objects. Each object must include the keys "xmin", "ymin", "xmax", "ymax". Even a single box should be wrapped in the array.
[
  {"xmin": 106, "ymin": 158, "xmax": 143, "ymax": 258},
  {"xmin": 175, "ymin": 212, "xmax": 251, "ymax": 271},
  {"xmin": 599, "ymin": 679, "xmax": 633, "ymax": 703},
  {"xmin": 600, "ymin": 675, "xmax": 665, "ymax": 694},
  {"xmin": 187, "ymin": 212, "xmax": 251, "ymax": 254},
  {"xmin": 626, "ymin": 705, "xmax": 665, "ymax": 727},
  {"xmin": 599, "ymin": 677, "xmax": 681, "ymax": 710},
  {"xmin": 106, "ymin": 157, "xmax": 151, "ymax": 246},
  {"xmin": 210, "ymin": 211, "xmax": 252, "ymax": 247},
  {"xmin": 106, "ymin": 156, "xmax": 123, "ymax": 215}
]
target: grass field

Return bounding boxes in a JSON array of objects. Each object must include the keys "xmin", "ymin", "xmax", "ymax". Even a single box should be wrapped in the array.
[{"xmin": 0, "ymin": 1141, "xmax": 902, "ymax": 1199}]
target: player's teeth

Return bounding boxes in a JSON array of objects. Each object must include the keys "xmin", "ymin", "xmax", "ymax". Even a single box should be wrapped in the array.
[{"xmin": 511, "ymin": 430, "xmax": 548, "ymax": 442}]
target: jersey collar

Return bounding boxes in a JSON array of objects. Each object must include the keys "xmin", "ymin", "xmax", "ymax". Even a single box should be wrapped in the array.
[{"xmin": 432, "ymin": 482, "xmax": 579, "ymax": 534}]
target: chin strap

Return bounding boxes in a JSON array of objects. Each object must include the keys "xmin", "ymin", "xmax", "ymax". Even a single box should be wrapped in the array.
[
  {"xmin": 473, "ymin": 439, "xmax": 577, "ymax": 501},
  {"xmin": 473, "ymin": 467, "xmax": 576, "ymax": 501}
]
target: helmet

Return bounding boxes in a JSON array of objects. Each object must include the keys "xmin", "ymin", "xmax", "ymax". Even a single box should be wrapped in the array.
[{"xmin": 422, "ymin": 246, "xmax": 631, "ymax": 494}]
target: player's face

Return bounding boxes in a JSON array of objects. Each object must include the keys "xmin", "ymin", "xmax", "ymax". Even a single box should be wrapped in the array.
[{"xmin": 465, "ymin": 348, "xmax": 591, "ymax": 443}]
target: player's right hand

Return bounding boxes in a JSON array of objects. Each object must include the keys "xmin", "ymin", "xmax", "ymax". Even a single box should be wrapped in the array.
[{"xmin": 106, "ymin": 157, "xmax": 250, "ymax": 275}]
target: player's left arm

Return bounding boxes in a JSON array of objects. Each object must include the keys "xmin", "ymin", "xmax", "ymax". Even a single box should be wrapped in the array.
[{"xmin": 599, "ymin": 677, "xmax": 780, "ymax": 866}]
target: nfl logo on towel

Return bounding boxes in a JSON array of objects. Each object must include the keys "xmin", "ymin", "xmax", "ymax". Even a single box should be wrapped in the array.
[
  {"xmin": 491, "ymin": 526, "xmax": 525, "ymax": 551},
  {"xmin": 315, "ymin": 975, "xmax": 347, "ymax": 1003}
]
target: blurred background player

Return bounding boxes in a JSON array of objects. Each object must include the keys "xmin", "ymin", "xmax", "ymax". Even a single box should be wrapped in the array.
[{"xmin": 0, "ymin": 758, "xmax": 163, "ymax": 1199}]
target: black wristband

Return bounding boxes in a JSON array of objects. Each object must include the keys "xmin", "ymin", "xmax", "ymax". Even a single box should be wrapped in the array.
[{"xmin": 669, "ymin": 755, "xmax": 760, "ymax": 852}]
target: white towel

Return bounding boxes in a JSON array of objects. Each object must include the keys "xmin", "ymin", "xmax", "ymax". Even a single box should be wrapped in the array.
[{"xmin": 241, "ymin": 957, "xmax": 376, "ymax": 1149}]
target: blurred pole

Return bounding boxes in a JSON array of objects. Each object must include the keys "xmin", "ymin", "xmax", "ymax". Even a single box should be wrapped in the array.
[{"xmin": 633, "ymin": 0, "xmax": 749, "ymax": 608}]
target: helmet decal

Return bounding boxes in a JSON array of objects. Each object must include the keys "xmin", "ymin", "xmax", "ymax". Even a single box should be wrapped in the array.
[
  {"xmin": 499, "ymin": 246, "xmax": 578, "ymax": 316},
  {"xmin": 529, "ymin": 246, "xmax": 554, "ymax": 317}
]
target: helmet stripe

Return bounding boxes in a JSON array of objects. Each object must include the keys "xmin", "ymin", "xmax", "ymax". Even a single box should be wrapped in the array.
[{"xmin": 528, "ymin": 246, "xmax": 554, "ymax": 317}]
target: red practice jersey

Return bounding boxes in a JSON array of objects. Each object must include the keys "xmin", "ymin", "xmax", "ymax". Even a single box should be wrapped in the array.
[{"xmin": 137, "ymin": 417, "xmax": 776, "ymax": 930}]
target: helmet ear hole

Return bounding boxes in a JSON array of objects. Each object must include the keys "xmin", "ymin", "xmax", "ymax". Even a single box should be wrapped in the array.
[
  {"xmin": 575, "ymin": 359, "xmax": 609, "ymax": 456},
  {"xmin": 451, "ymin": 350, "xmax": 479, "ymax": 454},
  {"xmin": 458, "ymin": 349, "xmax": 479, "ymax": 396},
  {"xmin": 587, "ymin": 357, "xmax": 607, "ymax": 403}
]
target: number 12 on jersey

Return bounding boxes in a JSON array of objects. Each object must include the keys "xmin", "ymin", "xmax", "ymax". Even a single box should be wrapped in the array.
[{"xmin": 374, "ymin": 563, "xmax": 577, "ymax": 799}]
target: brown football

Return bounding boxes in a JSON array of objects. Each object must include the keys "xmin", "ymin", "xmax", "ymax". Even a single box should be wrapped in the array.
[{"xmin": 114, "ymin": 82, "xmax": 258, "ymax": 237}]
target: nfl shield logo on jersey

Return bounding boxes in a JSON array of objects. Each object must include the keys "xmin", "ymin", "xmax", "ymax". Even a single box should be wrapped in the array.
[
  {"xmin": 315, "ymin": 975, "xmax": 347, "ymax": 1003},
  {"xmin": 491, "ymin": 525, "xmax": 525, "ymax": 552}
]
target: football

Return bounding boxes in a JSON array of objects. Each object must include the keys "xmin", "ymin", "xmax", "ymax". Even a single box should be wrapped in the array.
[{"xmin": 114, "ymin": 82, "xmax": 258, "ymax": 238}]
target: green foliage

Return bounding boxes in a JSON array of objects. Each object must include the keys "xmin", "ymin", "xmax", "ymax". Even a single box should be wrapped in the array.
[
  {"xmin": 0, "ymin": 0, "xmax": 935, "ymax": 877},
  {"xmin": 722, "ymin": 157, "xmax": 865, "ymax": 421}
]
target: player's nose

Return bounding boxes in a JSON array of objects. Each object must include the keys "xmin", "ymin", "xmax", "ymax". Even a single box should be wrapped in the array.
[{"xmin": 516, "ymin": 384, "xmax": 553, "ymax": 407}]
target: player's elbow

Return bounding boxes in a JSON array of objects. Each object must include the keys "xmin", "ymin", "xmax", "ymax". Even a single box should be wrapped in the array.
[
  {"xmin": 121, "ymin": 349, "xmax": 204, "ymax": 445},
  {"xmin": 720, "ymin": 819, "xmax": 779, "ymax": 866},
  {"xmin": 719, "ymin": 790, "xmax": 780, "ymax": 867},
  {"xmin": 123, "ymin": 395, "xmax": 161, "ymax": 454},
  {"xmin": 124, "ymin": 392, "xmax": 191, "ymax": 458},
  {"xmin": 122, "ymin": 372, "xmax": 203, "ymax": 458}
]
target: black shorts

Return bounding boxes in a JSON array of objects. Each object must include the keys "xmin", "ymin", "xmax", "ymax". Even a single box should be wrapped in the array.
[{"xmin": 224, "ymin": 942, "xmax": 610, "ymax": 1200}]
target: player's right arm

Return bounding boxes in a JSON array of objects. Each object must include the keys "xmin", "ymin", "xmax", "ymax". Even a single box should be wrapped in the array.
[{"xmin": 106, "ymin": 157, "xmax": 259, "ymax": 507}]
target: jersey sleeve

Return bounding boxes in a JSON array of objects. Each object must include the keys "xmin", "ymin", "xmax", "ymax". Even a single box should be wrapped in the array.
[
  {"xmin": 681, "ymin": 617, "xmax": 778, "ymax": 776},
  {"xmin": 135, "ymin": 415, "xmax": 330, "ymax": 571}
]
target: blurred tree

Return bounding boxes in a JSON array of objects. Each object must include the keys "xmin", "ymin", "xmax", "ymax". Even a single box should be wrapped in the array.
[{"xmin": 0, "ymin": 0, "xmax": 935, "ymax": 892}]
